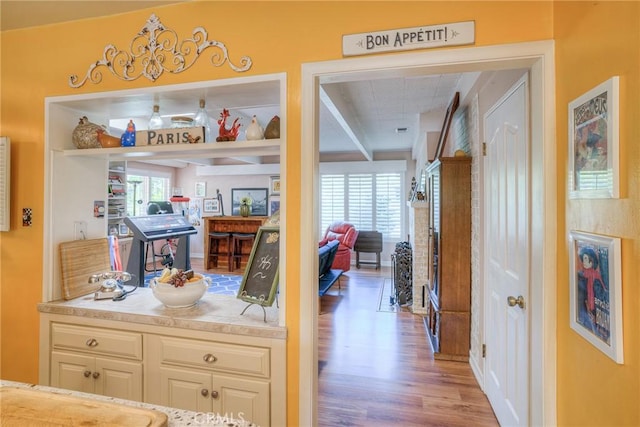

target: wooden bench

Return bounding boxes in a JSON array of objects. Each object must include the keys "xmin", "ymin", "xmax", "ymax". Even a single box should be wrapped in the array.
[{"xmin": 319, "ymin": 240, "xmax": 342, "ymax": 296}]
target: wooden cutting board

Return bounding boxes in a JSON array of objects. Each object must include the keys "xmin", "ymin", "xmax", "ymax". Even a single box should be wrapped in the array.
[
  {"xmin": 60, "ymin": 238, "xmax": 112, "ymax": 300},
  {"xmin": 0, "ymin": 387, "xmax": 168, "ymax": 426}
]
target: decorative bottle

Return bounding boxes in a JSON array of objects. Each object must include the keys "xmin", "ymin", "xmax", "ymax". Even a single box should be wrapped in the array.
[
  {"xmin": 193, "ymin": 99, "xmax": 212, "ymax": 142},
  {"xmin": 148, "ymin": 105, "xmax": 163, "ymax": 130}
]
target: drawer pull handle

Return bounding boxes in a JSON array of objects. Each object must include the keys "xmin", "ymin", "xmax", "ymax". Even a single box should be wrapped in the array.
[
  {"xmin": 211, "ymin": 390, "xmax": 219, "ymax": 399},
  {"xmin": 92, "ymin": 372, "xmax": 100, "ymax": 379},
  {"xmin": 85, "ymin": 338, "xmax": 98, "ymax": 347},
  {"xmin": 203, "ymin": 353, "xmax": 217, "ymax": 363},
  {"xmin": 201, "ymin": 389, "xmax": 209, "ymax": 397},
  {"xmin": 83, "ymin": 370, "xmax": 91, "ymax": 378}
]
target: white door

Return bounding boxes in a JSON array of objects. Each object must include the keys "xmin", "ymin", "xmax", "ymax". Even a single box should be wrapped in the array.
[{"xmin": 484, "ymin": 74, "xmax": 530, "ymax": 426}]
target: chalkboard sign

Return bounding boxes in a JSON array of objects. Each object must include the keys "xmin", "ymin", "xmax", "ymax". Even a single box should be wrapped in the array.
[{"xmin": 237, "ymin": 226, "xmax": 280, "ymax": 307}]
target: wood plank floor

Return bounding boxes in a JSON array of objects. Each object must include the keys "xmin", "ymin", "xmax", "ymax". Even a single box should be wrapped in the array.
[
  {"xmin": 190, "ymin": 257, "xmax": 498, "ymax": 426},
  {"xmin": 318, "ymin": 267, "xmax": 499, "ymax": 427}
]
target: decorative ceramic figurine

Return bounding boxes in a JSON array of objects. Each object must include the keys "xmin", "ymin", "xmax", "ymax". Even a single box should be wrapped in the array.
[
  {"xmin": 72, "ymin": 116, "xmax": 103, "ymax": 149},
  {"xmin": 216, "ymin": 108, "xmax": 241, "ymax": 142},
  {"xmin": 121, "ymin": 120, "xmax": 136, "ymax": 147},
  {"xmin": 245, "ymin": 115, "xmax": 264, "ymax": 140},
  {"xmin": 264, "ymin": 115, "xmax": 280, "ymax": 139}
]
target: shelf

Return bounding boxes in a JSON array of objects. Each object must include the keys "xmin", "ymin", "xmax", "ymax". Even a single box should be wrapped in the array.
[{"xmin": 61, "ymin": 139, "xmax": 281, "ymax": 161}]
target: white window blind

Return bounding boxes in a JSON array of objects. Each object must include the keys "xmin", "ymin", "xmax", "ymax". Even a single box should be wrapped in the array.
[
  {"xmin": 320, "ymin": 174, "xmax": 345, "ymax": 233},
  {"xmin": 348, "ymin": 174, "xmax": 373, "ymax": 231},
  {"xmin": 0, "ymin": 137, "xmax": 10, "ymax": 232},
  {"xmin": 374, "ymin": 173, "xmax": 402, "ymax": 239},
  {"xmin": 320, "ymin": 171, "xmax": 402, "ymax": 240}
]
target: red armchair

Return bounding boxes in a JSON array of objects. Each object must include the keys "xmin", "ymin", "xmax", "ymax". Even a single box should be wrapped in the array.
[{"xmin": 319, "ymin": 221, "xmax": 359, "ymax": 272}]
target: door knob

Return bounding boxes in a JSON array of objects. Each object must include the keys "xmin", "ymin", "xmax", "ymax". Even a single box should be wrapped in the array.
[{"xmin": 507, "ymin": 295, "xmax": 525, "ymax": 309}]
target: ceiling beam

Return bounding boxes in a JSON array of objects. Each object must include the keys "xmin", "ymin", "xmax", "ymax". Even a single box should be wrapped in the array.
[{"xmin": 319, "ymin": 85, "xmax": 373, "ymax": 161}]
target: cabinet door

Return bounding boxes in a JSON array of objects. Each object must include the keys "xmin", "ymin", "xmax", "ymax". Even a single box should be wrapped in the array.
[
  {"xmin": 159, "ymin": 366, "xmax": 213, "ymax": 412},
  {"xmin": 50, "ymin": 351, "xmax": 94, "ymax": 393},
  {"xmin": 95, "ymin": 356, "xmax": 142, "ymax": 401},
  {"xmin": 213, "ymin": 374, "xmax": 270, "ymax": 427}
]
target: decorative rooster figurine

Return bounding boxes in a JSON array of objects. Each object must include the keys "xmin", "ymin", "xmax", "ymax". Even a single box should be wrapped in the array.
[{"xmin": 216, "ymin": 109, "xmax": 241, "ymax": 142}]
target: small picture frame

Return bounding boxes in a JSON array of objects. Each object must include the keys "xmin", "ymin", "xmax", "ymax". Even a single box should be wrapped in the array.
[
  {"xmin": 119, "ymin": 223, "xmax": 129, "ymax": 236},
  {"xmin": 270, "ymin": 176, "xmax": 281, "ymax": 196},
  {"xmin": 203, "ymin": 198, "xmax": 221, "ymax": 215},
  {"xmin": 568, "ymin": 76, "xmax": 619, "ymax": 199},
  {"xmin": 269, "ymin": 197, "xmax": 280, "ymax": 216},
  {"xmin": 195, "ymin": 181, "xmax": 206, "ymax": 198},
  {"xmin": 569, "ymin": 230, "xmax": 623, "ymax": 363}
]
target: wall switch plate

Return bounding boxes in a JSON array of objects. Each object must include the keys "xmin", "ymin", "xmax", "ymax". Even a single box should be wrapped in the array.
[{"xmin": 74, "ymin": 221, "xmax": 87, "ymax": 240}]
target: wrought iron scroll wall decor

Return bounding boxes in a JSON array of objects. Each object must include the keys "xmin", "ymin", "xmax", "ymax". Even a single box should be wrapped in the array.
[{"xmin": 69, "ymin": 14, "xmax": 252, "ymax": 88}]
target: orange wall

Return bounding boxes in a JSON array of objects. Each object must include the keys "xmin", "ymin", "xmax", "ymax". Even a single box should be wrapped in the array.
[
  {"xmin": 0, "ymin": 1, "xmax": 557, "ymax": 425},
  {"xmin": 554, "ymin": 1, "xmax": 640, "ymax": 426}
]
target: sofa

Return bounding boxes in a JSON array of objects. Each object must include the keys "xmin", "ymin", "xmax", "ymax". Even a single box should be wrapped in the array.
[
  {"xmin": 319, "ymin": 221, "xmax": 359, "ymax": 272},
  {"xmin": 318, "ymin": 240, "xmax": 341, "ymax": 296}
]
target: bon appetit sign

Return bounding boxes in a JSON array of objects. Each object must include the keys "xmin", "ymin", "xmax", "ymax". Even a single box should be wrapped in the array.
[{"xmin": 343, "ymin": 21, "xmax": 475, "ymax": 56}]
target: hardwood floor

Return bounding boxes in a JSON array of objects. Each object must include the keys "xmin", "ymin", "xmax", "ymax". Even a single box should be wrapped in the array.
[
  {"xmin": 190, "ymin": 257, "xmax": 498, "ymax": 426},
  {"xmin": 318, "ymin": 266, "xmax": 498, "ymax": 427}
]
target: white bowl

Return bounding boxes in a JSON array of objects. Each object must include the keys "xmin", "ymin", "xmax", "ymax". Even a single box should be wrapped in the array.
[{"xmin": 149, "ymin": 275, "xmax": 209, "ymax": 308}]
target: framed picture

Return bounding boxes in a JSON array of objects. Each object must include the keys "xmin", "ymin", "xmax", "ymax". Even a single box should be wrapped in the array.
[
  {"xmin": 231, "ymin": 188, "xmax": 268, "ymax": 216},
  {"xmin": 119, "ymin": 223, "xmax": 129, "ymax": 236},
  {"xmin": 195, "ymin": 181, "xmax": 206, "ymax": 198},
  {"xmin": 568, "ymin": 76, "xmax": 619, "ymax": 199},
  {"xmin": 270, "ymin": 176, "xmax": 281, "ymax": 195},
  {"xmin": 569, "ymin": 230, "xmax": 623, "ymax": 363},
  {"xmin": 433, "ymin": 91, "xmax": 460, "ymax": 160},
  {"xmin": 203, "ymin": 198, "xmax": 221, "ymax": 215},
  {"xmin": 269, "ymin": 197, "xmax": 280, "ymax": 216}
]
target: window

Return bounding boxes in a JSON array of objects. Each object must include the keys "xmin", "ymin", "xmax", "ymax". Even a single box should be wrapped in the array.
[
  {"xmin": 126, "ymin": 171, "xmax": 171, "ymax": 216},
  {"xmin": 320, "ymin": 172, "xmax": 403, "ymax": 240}
]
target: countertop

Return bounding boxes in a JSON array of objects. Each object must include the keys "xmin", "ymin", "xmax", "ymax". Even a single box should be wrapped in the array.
[
  {"xmin": 0, "ymin": 380, "xmax": 254, "ymax": 426},
  {"xmin": 38, "ymin": 288, "xmax": 286, "ymax": 340}
]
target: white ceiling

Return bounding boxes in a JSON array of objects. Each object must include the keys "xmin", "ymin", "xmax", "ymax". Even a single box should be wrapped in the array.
[{"xmin": 1, "ymin": 1, "xmax": 473, "ymax": 161}]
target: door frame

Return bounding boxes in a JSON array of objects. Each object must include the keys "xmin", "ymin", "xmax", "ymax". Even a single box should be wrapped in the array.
[{"xmin": 300, "ymin": 40, "xmax": 557, "ymax": 426}]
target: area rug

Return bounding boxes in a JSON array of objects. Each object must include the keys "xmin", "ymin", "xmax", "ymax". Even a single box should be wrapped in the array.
[
  {"xmin": 377, "ymin": 278, "xmax": 401, "ymax": 313},
  {"xmin": 144, "ymin": 272, "xmax": 243, "ymax": 296}
]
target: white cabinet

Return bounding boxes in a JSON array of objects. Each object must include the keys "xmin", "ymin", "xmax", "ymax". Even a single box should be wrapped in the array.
[
  {"xmin": 39, "ymin": 312, "xmax": 286, "ymax": 427},
  {"xmin": 147, "ymin": 335, "xmax": 271, "ymax": 426},
  {"xmin": 48, "ymin": 323, "xmax": 143, "ymax": 401}
]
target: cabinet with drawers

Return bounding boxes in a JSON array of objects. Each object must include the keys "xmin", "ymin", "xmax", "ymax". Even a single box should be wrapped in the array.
[
  {"xmin": 49, "ymin": 323, "xmax": 143, "ymax": 401},
  {"xmin": 147, "ymin": 335, "xmax": 270, "ymax": 425},
  {"xmin": 39, "ymin": 309, "xmax": 286, "ymax": 427}
]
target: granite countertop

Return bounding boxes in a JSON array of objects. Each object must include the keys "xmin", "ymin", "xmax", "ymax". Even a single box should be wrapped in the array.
[
  {"xmin": 38, "ymin": 288, "xmax": 286, "ymax": 340},
  {"xmin": 0, "ymin": 380, "xmax": 253, "ymax": 426}
]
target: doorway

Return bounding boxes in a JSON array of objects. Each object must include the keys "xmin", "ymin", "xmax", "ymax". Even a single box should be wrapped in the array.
[{"xmin": 300, "ymin": 41, "xmax": 557, "ymax": 426}]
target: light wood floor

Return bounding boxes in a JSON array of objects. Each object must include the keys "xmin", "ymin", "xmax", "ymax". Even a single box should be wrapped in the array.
[
  {"xmin": 191, "ymin": 258, "xmax": 498, "ymax": 426},
  {"xmin": 318, "ymin": 266, "xmax": 498, "ymax": 427}
]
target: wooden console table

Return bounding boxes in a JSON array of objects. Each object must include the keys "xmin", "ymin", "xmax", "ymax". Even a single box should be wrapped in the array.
[{"xmin": 204, "ymin": 216, "xmax": 268, "ymax": 271}]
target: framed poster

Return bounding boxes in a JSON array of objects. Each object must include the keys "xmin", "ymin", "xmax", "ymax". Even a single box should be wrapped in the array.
[
  {"xmin": 568, "ymin": 76, "xmax": 619, "ymax": 199},
  {"xmin": 569, "ymin": 230, "xmax": 623, "ymax": 363},
  {"xmin": 195, "ymin": 181, "xmax": 206, "ymax": 198},
  {"xmin": 203, "ymin": 198, "xmax": 221, "ymax": 215},
  {"xmin": 231, "ymin": 188, "xmax": 268, "ymax": 216},
  {"xmin": 270, "ymin": 175, "xmax": 281, "ymax": 195}
]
